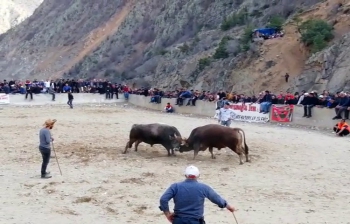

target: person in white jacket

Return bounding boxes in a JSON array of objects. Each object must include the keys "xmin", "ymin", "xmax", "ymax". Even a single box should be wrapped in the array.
[{"xmin": 217, "ymin": 102, "xmax": 236, "ymax": 127}]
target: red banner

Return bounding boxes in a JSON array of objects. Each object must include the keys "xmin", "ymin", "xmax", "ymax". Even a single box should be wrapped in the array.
[{"xmin": 271, "ymin": 105, "xmax": 294, "ymax": 122}]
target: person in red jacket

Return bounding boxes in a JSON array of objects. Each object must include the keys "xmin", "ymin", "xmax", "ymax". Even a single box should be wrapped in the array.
[
  {"xmin": 122, "ymin": 85, "xmax": 129, "ymax": 100},
  {"xmin": 164, "ymin": 103, "xmax": 174, "ymax": 113}
]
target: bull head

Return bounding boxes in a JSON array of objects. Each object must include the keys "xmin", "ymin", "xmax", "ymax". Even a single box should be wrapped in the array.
[
  {"xmin": 177, "ymin": 137, "xmax": 192, "ymax": 153},
  {"xmin": 169, "ymin": 134, "xmax": 182, "ymax": 151},
  {"xmin": 181, "ymin": 137, "xmax": 189, "ymax": 146}
]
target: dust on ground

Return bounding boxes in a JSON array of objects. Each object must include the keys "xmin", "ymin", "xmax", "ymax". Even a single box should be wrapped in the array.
[{"xmin": 0, "ymin": 104, "xmax": 349, "ymax": 224}]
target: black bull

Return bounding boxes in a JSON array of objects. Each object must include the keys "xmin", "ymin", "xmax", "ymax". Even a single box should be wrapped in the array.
[
  {"xmin": 178, "ymin": 124, "xmax": 250, "ymax": 164},
  {"xmin": 123, "ymin": 123, "xmax": 183, "ymax": 156}
]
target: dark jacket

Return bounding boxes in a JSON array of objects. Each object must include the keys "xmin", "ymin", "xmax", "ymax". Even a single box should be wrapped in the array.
[
  {"xmin": 338, "ymin": 97, "xmax": 349, "ymax": 107},
  {"xmin": 302, "ymin": 96, "xmax": 318, "ymax": 105},
  {"xmin": 262, "ymin": 94, "xmax": 272, "ymax": 103}
]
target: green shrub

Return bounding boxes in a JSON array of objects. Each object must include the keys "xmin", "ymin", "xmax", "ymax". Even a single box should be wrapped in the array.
[
  {"xmin": 220, "ymin": 8, "xmax": 248, "ymax": 31},
  {"xmin": 299, "ymin": 19, "xmax": 333, "ymax": 52},
  {"xmin": 213, "ymin": 36, "xmax": 231, "ymax": 59},
  {"xmin": 267, "ymin": 16, "xmax": 284, "ymax": 30},
  {"xmin": 198, "ymin": 57, "xmax": 211, "ymax": 71},
  {"xmin": 239, "ymin": 25, "xmax": 254, "ymax": 51},
  {"xmin": 179, "ymin": 43, "xmax": 190, "ymax": 53}
]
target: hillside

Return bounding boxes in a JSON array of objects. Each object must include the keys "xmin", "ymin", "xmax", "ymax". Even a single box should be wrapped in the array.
[
  {"xmin": 0, "ymin": 0, "xmax": 349, "ymax": 93},
  {"xmin": 0, "ymin": 0, "xmax": 43, "ymax": 34}
]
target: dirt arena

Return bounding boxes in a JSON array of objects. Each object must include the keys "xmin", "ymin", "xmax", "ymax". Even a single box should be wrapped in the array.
[{"xmin": 0, "ymin": 104, "xmax": 349, "ymax": 224}]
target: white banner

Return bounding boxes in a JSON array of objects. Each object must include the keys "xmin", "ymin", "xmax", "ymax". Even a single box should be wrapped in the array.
[
  {"xmin": 0, "ymin": 94, "xmax": 10, "ymax": 104},
  {"xmin": 214, "ymin": 103, "xmax": 269, "ymax": 123}
]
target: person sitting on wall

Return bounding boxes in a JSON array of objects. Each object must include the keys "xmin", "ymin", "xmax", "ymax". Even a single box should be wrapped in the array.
[
  {"xmin": 301, "ymin": 92, "xmax": 318, "ymax": 118},
  {"xmin": 271, "ymin": 95, "xmax": 278, "ymax": 104},
  {"xmin": 332, "ymin": 92, "xmax": 349, "ymax": 120},
  {"xmin": 175, "ymin": 89, "xmax": 183, "ymax": 105},
  {"xmin": 175, "ymin": 89, "xmax": 192, "ymax": 106},
  {"xmin": 164, "ymin": 103, "xmax": 174, "ymax": 113},
  {"xmin": 259, "ymin": 90, "xmax": 272, "ymax": 114},
  {"xmin": 316, "ymin": 95, "xmax": 328, "ymax": 108},
  {"xmin": 326, "ymin": 97, "xmax": 338, "ymax": 109},
  {"xmin": 186, "ymin": 90, "xmax": 199, "ymax": 106},
  {"xmin": 150, "ymin": 88, "xmax": 162, "ymax": 104},
  {"xmin": 284, "ymin": 92, "xmax": 295, "ymax": 104},
  {"xmin": 333, "ymin": 119, "xmax": 350, "ymax": 137}
]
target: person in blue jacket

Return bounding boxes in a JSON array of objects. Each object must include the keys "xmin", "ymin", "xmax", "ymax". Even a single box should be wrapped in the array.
[
  {"xmin": 159, "ymin": 165, "xmax": 236, "ymax": 223},
  {"xmin": 62, "ymin": 83, "xmax": 72, "ymax": 93}
]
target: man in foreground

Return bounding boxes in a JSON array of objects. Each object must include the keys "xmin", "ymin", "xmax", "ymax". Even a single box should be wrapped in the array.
[
  {"xmin": 39, "ymin": 119, "xmax": 57, "ymax": 179},
  {"xmin": 159, "ymin": 165, "xmax": 236, "ymax": 223}
]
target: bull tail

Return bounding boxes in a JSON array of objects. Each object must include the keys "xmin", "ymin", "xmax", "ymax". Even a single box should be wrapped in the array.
[{"xmin": 233, "ymin": 128, "xmax": 249, "ymax": 155}]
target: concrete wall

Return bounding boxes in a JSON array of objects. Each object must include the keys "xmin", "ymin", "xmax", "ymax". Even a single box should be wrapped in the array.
[
  {"xmin": 288, "ymin": 106, "xmax": 336, "ymax": 128},
  {"xmin": 128, "ymin": 95, "xmax": 336, "ymax": 129},
  {"xmin": 128, "ymin": 95, "xmax": 216, "ymax": 117},
  {"xmin": 2, "ymin": 93, "xmax": 124, "ymax": 105}
]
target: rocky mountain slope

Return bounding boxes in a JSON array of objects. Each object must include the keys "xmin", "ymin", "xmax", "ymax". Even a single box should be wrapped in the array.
[
  {"xmin": 0, "ymin": 0, "xmax": 43, "ymax": 34},
  {"xmin": 0, "ymin": 0, "xmax": 349, "ymax": 93}
]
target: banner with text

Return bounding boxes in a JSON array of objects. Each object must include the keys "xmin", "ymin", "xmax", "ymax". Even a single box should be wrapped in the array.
[
  {"xmin": 0, "ymin": 94, "xmax": 10, "ymax": 104},
  {"xmin": 214, "ymin": 103, "xmax": 269, "ymax": 123},
  {"xmin": 270, "ymin": 104, "xmax": 294, "ymax": 122}
]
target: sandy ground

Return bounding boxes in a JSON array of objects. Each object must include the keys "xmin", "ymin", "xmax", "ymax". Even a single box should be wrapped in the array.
[{"xmin": 0, "ymin": 103, "xmax": 350, "ymax": 224}]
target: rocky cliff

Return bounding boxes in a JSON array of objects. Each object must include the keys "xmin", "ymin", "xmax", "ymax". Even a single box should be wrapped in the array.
[
  {"xmin": 0, "ymin": 0, "xmax": 349, "ymax": 93},
  {"xmin": 0, "ymin": 0, "xmax": 43, "ymax": 34}
]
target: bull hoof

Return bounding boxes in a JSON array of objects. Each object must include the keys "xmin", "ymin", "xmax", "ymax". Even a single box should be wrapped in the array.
[
  {"xmin": 172, "ymin": 154, "xmax": 176, "ymax": 157},
  {"xmin": 211, "ymin": 156, "xmax": 216, "ymax": 159},
  {"xmin": 239, "ymin": 162, "xmax": 244, "ymax": 165},
  {"xmin": 122, "ymin": 152, "xmax": 127, "ymax": 154},
  {"xmin": 247, "ymin": 159, "xmax": 251, "ymax": 163}
]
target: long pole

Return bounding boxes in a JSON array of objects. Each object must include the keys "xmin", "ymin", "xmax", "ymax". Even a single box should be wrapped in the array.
[
  {"xmin": 52, "ymin": 142, "xmax": 62, "ymax": 175},
  {"xmin": 232, "ymin": 213, "xmax": 239, "ymax": 224}
]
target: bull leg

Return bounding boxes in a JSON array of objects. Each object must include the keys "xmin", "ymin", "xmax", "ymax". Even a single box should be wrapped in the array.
[
  {"xmin": 193, "ymin": 143, "xmax": 206, "ymax": 160},
  {"xmin": 209, "ymin": 147, "xmax": 216, "ymax": 159},
  {"xmin": 161, "ymin": 144, "xmax": 175, "ymax": 157},
  {"xmin": 134, "ymin": 140, "xmax": 142, "ymax": 152},
  {"xmin": 170, "ymin": 148, "xmax": 176, "ymax": 156},
  {"xmin": 123, "ymin": 139, "xmax": 136, "ymax": 154},
  {"xmin": 229, "ymin": 147, "xmax": 244, "ymax": 165},
  {"xmin": 193, "ymin": 143, "xmax": 200, "ymax": 160},
  {"xmin": 238, "ymin": 153, "xmax": 244, "ymax": 165},
  {"xmin": 245, "ymin": 151, "xmax": 251, "ymax": 162}
]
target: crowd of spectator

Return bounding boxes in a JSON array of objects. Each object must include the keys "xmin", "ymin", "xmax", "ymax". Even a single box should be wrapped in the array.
[
  {"xmin": 131, "ymin": 88, "xmax": 350, "ymax": 119},
  {"xmin": 1, "ymin": 78, "xmax": 349, "ymax": 120},
  {"xmin": 0, "ymin": 79, "xmax": 130, "ymax": 94}
]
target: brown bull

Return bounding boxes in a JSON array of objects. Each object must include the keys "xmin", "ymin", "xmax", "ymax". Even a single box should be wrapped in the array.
[{"xmin": 178, "ymin": 124, "xmax": 250, "ymax": 164}]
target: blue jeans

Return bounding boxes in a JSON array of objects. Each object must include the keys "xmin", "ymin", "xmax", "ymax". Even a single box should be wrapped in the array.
[
  {"xmin": 260, "ymin": 102, "xmax": 271, "ymax": 113},
  {"xmin": 124, "ymin": 92, "xmax": 129, "ymax": 99},
  {"xmin": 173, "ymin": 217, "xmax": 205, "ymax": 224},
  {"xmin": 166, "ymin": 108, "xmax": 174, "ymax": 113},
  {"xmin": 220, "ymin": 120, "xmax": 231, "ymax": 127}
]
